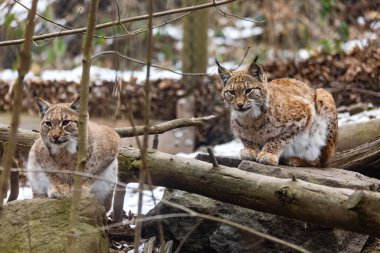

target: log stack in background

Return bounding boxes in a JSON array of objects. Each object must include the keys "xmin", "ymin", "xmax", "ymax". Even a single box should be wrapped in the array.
[{"xmin": 0, "ymin": 46, "xmax": 379, "ymax": 147}]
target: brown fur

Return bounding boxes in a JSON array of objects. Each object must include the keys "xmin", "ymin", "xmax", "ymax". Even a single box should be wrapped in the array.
[
  {"xmin": 27, "ymin": 97, "xmax": 120, "ymax": 210},
  {"xmin": 217, "ymin": 60, "xmax": 337, "ymax": 167}
]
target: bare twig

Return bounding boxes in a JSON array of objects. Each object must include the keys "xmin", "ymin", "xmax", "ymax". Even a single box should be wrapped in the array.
[
  {"xmin": 0, "ymin": 0, "xmax": 38, "ymax": 209},
  {"xmin": 152, "ymin": 135, "xmax": 159, "ymax": 149},
  {"xmin": 207, "ymin": 147, "xmax": 219, "ymax": 168},
  {"xmin": 174, "ymin": 218, "xmax": 203, "ymax": 253},
  {"xmin": 92, "ymin": 50, "xmax": 212, "ymax": 76},
  {"xmin": 232, "ymin": 46, "xmax": 251, "ymax": 70},
  {"xmin": 212, "ymin": 0, "xmax": 265, "ymax": 23},
  {"xmin": 67, "ymin": 0, "xmax": 99, "ymax": 252},
  {"xmin": 0, "ymin": 0, "xmax": 236, "ymax": 47},
  {"xmin": 134, "ymin": 0, "xmax": 154, "ymax": 250},
  {"xmin": 114, "ymin": 115, "xmax": 216, "ymax": 137}
]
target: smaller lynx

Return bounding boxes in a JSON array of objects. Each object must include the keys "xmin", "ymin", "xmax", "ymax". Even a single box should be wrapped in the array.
[
  {"xmin": 27, "ymin": 97, "xmax": 120, "ymax": 210},
  {"xmin": 217, "ymin": 58, "xmax": 337, "ymax": 167}
]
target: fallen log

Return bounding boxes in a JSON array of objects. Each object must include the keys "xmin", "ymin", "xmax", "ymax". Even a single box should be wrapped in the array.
[
  {"xmin": 1, "ymin": 125, "xmax": 380, "ymax": 236},
  {"xmin": 337, "ymin": 118, "xmax": 380, "ymax": 152},
  {"xmin": 332, "ymin": 136, "xmax": 380, "ymax": 176}
]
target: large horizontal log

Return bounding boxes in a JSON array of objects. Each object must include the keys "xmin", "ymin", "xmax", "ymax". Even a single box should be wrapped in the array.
[
  {"xmin": 1, "ymin": 124, "xmax": 380, "ymax": 236},
  {"xmin": 117, "ymin": 147, "xmax": 380, "ymax": 236}
]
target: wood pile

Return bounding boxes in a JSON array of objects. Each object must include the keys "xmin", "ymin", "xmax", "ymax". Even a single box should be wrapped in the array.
[
  {"xmin": 265, "ymin": 46, "xmax": 380, "ymax": 106},
  {"xmin": 0, "ymin": 46, "xmax": 378, "ymax": 146}
]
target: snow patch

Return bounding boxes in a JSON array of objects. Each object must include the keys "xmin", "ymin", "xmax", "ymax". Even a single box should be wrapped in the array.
[{"xmin": 122, "ymin": 183, "xmax": 165, "ymax": 214}]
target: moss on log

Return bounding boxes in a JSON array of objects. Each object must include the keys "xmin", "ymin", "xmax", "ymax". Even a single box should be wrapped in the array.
[{"xmin": 0, "ymin": 196, "xmax": 108, "ymax": 253}]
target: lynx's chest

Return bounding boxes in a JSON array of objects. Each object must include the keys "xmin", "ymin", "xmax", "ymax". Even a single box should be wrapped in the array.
[{"xmin": 230, "ymin": 112, "xmax": 281, "ymax": 146}]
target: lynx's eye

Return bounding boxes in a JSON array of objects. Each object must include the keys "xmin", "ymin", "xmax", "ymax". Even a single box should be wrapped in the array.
[
  {"xmin": 226, "ymin": 90, "xmax": 236, "ymax": 96},
  {"xmin": 61, "ymin": 120, "xmax": 71, "ymax": 127},
  {"xmin": 43, "ymin": 121, "xmax": 52, "ymax": 128},
  {"xmin": 245, "ymin": 88, "xmax": 254, "ymax": 94}
]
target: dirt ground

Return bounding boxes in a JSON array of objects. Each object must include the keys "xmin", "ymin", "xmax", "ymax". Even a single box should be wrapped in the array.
[{"xmin": 0, "ymin": 113, "xmax": 194, "ymax": 154}]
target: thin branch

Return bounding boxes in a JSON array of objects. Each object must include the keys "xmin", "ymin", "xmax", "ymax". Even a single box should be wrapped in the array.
[
  {"xmin": 114, "ymin": 115, "xmax": 215, "ymax": 138},
  {"xmin": 14, "ymin": 0, "xmax": 72, "ymax": 30},
  {"xmin": 174, "ymin": 218, "xmax": 203, "ymax": 253},
  {"xmin": 212, "ymin": 0, "xmax": 265, "ymax": 23},
  {"xmin": 101, "ymin": 0, "xmax": 199, "ymax": 39},
  {"xmin": 67, "ymin": 0, "xmax": 99, "ymax": 252},
  {"xmin": 0, "ymin": 0, "xmax": 38, "ymax": 209},
  {"xmin": 134, "ymin": 0, "xmax": 154, "ymax": 250},
  {"xmin": 0, "ymin": 0, "xmax": 236, "ymax": 47},
  {"xmin": 92, "ymin": 50, "xmax": 212, "ymax": 76},
  {"xmin": 232, "ymin": 46, "xmax": 251, "ymax": 70},
  {"xmin": 207, "ymin": 147, "xmax": 219, "ymax": 168}
]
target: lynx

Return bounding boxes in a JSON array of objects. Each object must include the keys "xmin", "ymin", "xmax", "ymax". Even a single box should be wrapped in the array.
[
  {"xmin": 26, "ymin": 97, "xmax": 120, "ymax": 210},
  {"xmin": 217, "ymin": 58, "xmax": 337, "ymax": 167}
]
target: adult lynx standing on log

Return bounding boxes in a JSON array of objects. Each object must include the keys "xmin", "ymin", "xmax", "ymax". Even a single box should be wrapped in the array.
[
  {"xmin": 217, "ymin": 58, "xmax": 337, "ymax": 167},
  {"xmin": 27, "ymin": 97, "xmax": 120, "ymax": 210}
]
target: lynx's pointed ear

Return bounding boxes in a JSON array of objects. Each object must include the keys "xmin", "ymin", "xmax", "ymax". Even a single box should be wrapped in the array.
[
  {"xmin": 248, "ymin": 60, "xmax": 266, "ymax": 82},
  {"xmin": 215, "ymin": 59, "xmax": 231, "ymax": 85},
  {"xmin": 35, "ymin": 97, "xmax": 52, "ymax": 117},
  {"xmin": 69, "ymin": 97, "xmax": 80, "ymax": 113}
]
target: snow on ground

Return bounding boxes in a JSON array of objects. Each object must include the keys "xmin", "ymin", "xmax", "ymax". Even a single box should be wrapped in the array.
[
  {"xmin": 122, "ymin": 183, "xmax": 165, "ymax": 215},
  {"xmin": 338, "ymin": 107, "xmax": 380, "ymax": 127}
]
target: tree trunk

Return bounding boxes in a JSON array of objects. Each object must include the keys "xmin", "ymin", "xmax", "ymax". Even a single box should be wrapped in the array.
[
  {"xmin": 181, "ymin": 0, "xmax": 209, "ymax": 94},
  {"xmin": 0, "ymin": 195, "xmax": 108, "ymax": 252}
]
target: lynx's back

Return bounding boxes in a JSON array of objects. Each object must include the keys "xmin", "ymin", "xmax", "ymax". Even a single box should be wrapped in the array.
[{"xmin": 217, "ymin": 59, "xmax": 337, "ymax": 167}]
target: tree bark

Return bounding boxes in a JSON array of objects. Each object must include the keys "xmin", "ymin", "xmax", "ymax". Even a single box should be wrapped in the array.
[
  {"xmin": 118, "ymin": 147, "xmax": 380, "ymax": 237},
  {"xmin": 1, "ymin": 125, "xmax": 380, "ymax": 236},
  {"xmin": 337, "ymin": 118, "xmax": 380, "ymax": 152},
  {"xmin": 0, "ymin": 195, "xmax": 108, "ymax": 252},
  {"xmin": 332, "ymin": 136, "xmax": 380, "ymax": 177}
]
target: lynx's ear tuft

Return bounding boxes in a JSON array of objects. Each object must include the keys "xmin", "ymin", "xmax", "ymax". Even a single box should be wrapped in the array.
[
  {"xmin": 248, "ymin": 60, "xmax": 265, "ymax": 82},
  {"xmin": 215, "ymin": 59, "xmax": 231, "ymax": 85},
  {"xmin": 35, "ymin": 97, "xmax": 52, "ymax": 117},
  {"xmin": 69, "ymin": 97, "xmax": 80, "ymax": 113}
]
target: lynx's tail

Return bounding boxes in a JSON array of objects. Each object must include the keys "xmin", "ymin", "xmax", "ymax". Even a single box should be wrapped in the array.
[{"xmin": 315, "ymin": 88, "xmax": 338, "ymax": 167}]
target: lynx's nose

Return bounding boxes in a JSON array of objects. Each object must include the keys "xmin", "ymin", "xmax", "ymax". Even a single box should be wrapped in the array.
[
  {"xmin": 237, "ymin": 103, "xmax": 244, "ymax": 109},
  {"xmin": 52, "ymin": 135, "xmax": 60, "ymax": 141}
]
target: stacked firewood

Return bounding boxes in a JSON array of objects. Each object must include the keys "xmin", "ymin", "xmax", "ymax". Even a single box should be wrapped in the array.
[{"xmin": 265, "ymin": 46, "xmax": 380, "ymax": 106}]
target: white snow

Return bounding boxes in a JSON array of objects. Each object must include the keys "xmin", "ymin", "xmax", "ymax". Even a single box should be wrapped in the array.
[
  {"xmin": 338, "ymin": 107, "xmax": 380, "ymax": 127},
  {"xmin": 0, "ymin": 65, "xmax": 186, "ymax": 84},
  {"xmin": 122, "ymin": 183, "xmax": 165, "ymax": 215}
]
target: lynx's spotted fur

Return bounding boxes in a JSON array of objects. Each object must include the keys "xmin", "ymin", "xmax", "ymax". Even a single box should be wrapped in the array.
[
  {"xmin": 27, "ymin": 97, "xmax": 120, "ymax": 210},
  {"xmin": 217, "ymin": 59, "xmax": 337, "ymax": 167}
]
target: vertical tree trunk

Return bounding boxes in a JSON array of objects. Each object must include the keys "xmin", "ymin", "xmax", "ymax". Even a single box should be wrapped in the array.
[{"xmin": 181, "ymin": 0, "xmax": 209, "ymax": 95}]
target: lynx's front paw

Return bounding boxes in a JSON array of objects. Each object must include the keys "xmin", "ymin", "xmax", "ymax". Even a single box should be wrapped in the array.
[
  {"xmin": 240, "ymin": 148, "xmax": 259, "ymax": 161},
  {"xmin": 257, "ymin": 151, "xmax": 279, "ymax": 166},
  {"xmin": 47, "ymin": 185, "xmax": 70, "ymax": 198}
]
